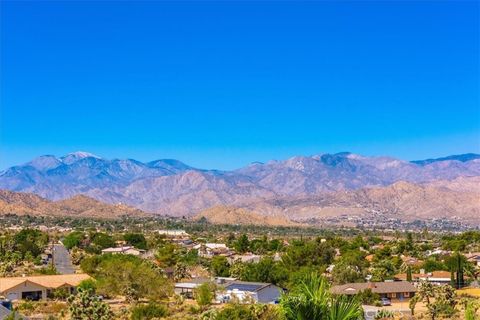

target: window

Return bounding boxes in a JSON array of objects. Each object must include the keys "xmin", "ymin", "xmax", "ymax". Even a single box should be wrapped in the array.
[{"xmin": 404, "ymin": 292, "xmax": 410, "ymax": 298}]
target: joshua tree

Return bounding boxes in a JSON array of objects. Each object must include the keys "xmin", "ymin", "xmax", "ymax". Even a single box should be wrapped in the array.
[{"xmin": 67, "ymin": 287, "xmax": 112, "ymax": 320}]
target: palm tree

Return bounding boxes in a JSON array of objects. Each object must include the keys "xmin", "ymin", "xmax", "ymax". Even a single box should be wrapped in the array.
[{"xmin": 280, "ymin": 273, "xmax": 363, "ymax": 320}]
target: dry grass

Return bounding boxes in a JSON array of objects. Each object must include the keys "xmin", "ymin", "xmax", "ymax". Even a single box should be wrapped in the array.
[{"xmin": 456, "ymin": 287, "xmax": 480, "ymax": 297}]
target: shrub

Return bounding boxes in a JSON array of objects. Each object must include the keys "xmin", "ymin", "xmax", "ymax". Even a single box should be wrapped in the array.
[{"xmin": 130, "ymin": 303, "xmax": 168, "ymax": 320}]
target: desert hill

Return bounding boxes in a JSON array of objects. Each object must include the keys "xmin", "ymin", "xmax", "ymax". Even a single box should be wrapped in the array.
[
  {"xmin": 194, "ymin": 205, "xmax": 297, "ymax": 226},
  {"xmin": 0, "ymin": 190, "xmax": 148, "ymax": 219}
]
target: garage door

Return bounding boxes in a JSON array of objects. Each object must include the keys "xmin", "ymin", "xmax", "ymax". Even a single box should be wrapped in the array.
[{"xmin": 7, "ymin": 292, "xmax": 18, "ymax": 300}]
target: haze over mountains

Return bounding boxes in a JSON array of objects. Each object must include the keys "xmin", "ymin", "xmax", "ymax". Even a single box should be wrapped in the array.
[{"xmin": 0, "ymin": 151, "xmax": 479, "ymax": 224}]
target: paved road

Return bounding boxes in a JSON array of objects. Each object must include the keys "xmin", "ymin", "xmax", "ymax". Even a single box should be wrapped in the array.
[{"xmin": 53, "ymin": 243, "xmax": 75, "ymax": 274}]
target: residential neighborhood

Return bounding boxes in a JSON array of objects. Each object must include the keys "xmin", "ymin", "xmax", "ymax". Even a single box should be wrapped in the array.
[{"xmin": 0, "ymin": 214, "xmax": 479, "ymax": 319}]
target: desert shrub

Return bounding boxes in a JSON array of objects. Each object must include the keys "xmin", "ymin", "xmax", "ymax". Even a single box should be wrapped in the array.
[{"xmin": 130, "ymin": 303, "xmax": 168, "ymax": 320}]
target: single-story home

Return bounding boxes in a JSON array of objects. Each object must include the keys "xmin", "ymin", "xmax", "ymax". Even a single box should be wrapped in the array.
[
  {"xmin": 174, "ymin": 277, "xmax": 213, "ymax": 298},
  {"xmin": 193, "ymin": 243, "xmax": 231, "ymax": 257},
  {"xmin": 101, "ymin": 246, "xmax": 145, "ymax": 256},
  {"xmin": 219, "ymin": 281, "xmax": 283, "ymax": 304},
  {"xmin": 0, "ymin": 274, "xmax": 91, "ymax": 301},
  {"xmin": 331, "ymin": 281, "xmax": 416, "ymax": 301},
  {"xmin": 157, "ymin": 230, "xmax": 189, "ymax": 237},
  {"xmin": 228, "ymin": 254, "xmax": 261, "ymax": 264}
]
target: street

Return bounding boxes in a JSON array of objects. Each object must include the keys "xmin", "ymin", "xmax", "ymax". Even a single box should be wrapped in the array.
[{"xmin": 53, "ymin": 243, "xmax": 75, "ymax": 274}]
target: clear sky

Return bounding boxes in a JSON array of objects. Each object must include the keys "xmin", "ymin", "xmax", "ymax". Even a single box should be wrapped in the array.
[{"xmin": 1, "ymin": 1, "xmax": 479, "ymax": 170}]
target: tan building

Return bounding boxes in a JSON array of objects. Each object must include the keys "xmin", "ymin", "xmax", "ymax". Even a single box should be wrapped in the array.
[
  {"xmin": 331, "ymin": 281, "xmax": 416, "ymax": 302},
  {"xmin": 0, "ymin": 274, "xmax": 91, "ymax": 301}
]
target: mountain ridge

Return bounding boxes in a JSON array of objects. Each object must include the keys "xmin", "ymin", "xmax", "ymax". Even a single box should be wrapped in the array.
[{"xmin": 0, "ymin": 151, "xmax": 479, "ymax": 220}]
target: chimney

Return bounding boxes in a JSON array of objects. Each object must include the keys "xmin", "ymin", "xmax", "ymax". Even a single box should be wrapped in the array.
[{"xmin": 420, "ymin": 269, "xmax": 425, "ymax": 275}]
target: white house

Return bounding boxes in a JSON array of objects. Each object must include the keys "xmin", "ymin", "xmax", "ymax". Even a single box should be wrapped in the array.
[
  {"xmin": 101, "ymin": 246, "xmax": 145, "ymax": 256},
  {"xmin": 217, "ymin": 281, "xmax": 282, "ymax": 304},
  {"xmin": 193, "ymin": 243, "xmax": 230, "ymax": 257},
  {"xmin": 157, "ymin": 230, "xmax": 189, "ymax": 237}
]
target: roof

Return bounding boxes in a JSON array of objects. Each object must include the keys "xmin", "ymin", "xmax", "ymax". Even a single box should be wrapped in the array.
[
  {"xmin": 225, "ymin": 281, "xmax": 272, "ymax": 292},
  {"xmin": 395, "ymin": 271, "xmax": 452, "ymax": 281},
  {"xmin": 331, "ymin": 281, "xmax": 416, "ymax": 295},
  {"xmin": 101, "ymin": 246, "xmax": 134, "ymax": 253},
  {"xmin": 175, "ymin": 277, "xmax": 212, "ymax": 289},
  {"xmin": 0, "ymin": 274, "xmax": 91, "ymax": 293}
]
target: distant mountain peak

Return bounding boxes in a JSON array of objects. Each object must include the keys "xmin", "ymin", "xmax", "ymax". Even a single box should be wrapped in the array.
[
  {"xmin": 61, "ymin": 151, "xmax": 101, "ymax": 165},
  {"xmin": 66, "ymin": 151, "xmax": 100, "ymax": 159},
  {"xmin": 27, "ymin": 155, "xmax": 62, "ymax": 171}
]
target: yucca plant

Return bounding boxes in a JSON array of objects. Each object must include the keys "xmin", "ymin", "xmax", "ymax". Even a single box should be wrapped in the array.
[{"xmin": 280, "ymin": 273, "xmax": 364, "ymax": 320}]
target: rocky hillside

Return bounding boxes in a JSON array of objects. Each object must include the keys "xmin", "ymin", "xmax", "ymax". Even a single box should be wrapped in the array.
[
  {"xmin": 194, "ymin": 205, "xmax": 297, "ymax": 226},
  {"xmin": 0, "ymin": 190, "xmax": 148, "ymax": 219},
  {"xmin": 240, "ymin": 177, "xmax": 480, "ymax": 224}
]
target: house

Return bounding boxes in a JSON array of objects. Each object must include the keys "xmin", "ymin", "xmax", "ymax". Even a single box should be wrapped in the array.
[
  {"xmin": 175, "ymin": 277, "xmax": 238, "ymax": 298},
  {"xmin": 400, "ymin": 255, "xmax": 423, "ymax": 267},
  {"xmin": 466, "ymin": 253, "xmax": 480, "ymax": 267},
  {"xmin": 174, "ymin": 277, "xmax": 213, "ymax": 298},
  {"xmin": 101, "ymin": 246, "xmax": 145, "ymax": 256},
  {"xmin": 427, "ymin": 249, "xmax": 451, "ymax": 257},
  {"xmin": 394, "ymin": 270, "xmax": 452, "ymax": 285},
  {"xmin": 218, "ymin": 281, "xmax": 283, "ymax": 304},
  {"xmin": 331, "ymin": 281, "xmax": 416, "ymax": 301},
  {"xmin": 0, "ymin": 274, "xmax": 91, "ymax": 301},
  {"xmin": 193, "ymin": 243, "xmax": 231, "ymax": 257},
  {"xmin": 228, "ymin": 254, "xmax": 261, "ymax": 264},
  {"xmin": 157, "ymin": 230, "xmax": 189, "ymax": 237}
]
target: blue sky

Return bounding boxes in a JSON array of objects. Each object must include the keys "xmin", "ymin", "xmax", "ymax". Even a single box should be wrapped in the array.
[{"xmin": 1, "ymin": 1, "xmax": 479, "ymax": 170}]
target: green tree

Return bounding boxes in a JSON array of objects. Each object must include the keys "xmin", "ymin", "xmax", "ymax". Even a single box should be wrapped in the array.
[
  {"xmin": 84, "ymin": 254, "xmax": 172, "ymax": 302},
  {"xmin": 63, "ymin": 232, "xmax": 84, "ymax": 250},
  {"xmin": 210, "ymin": 256, "xmax": 230, "ymax": 277},
  {"xmin": 90, "ymin": 232, "xmax": 115, "ymax": 250},
  {"xmin": 241, "ymin": 257, "xmax": 288, "ymax": 286},
  {"xmin": 406, "ymin": 266, "xmax": 413, "ymax": 282},
  {"xmin": 235, "ymin": 234, "xmax": 250, "ymax": 253},
  {"xmin": 14, "ymin": 229, "xmax": 48, "ymax": 258},
  {"xmin": 155, "ymin": 243, "xmax": 178, "ymax": 267},
  {"xmin": 332, "ymin": 262, "xmax": 364, "ymax": 285},
  {"xmin": 67, "ymin": 287, "xmax": 112, "ymax": 320},
  {"xmin": 124, "ymin": 233, "xmax": 147, "ymax": 250},
  {"xmin": 195, "ymin": 282, "xmax": 214, "ymax": 309}
]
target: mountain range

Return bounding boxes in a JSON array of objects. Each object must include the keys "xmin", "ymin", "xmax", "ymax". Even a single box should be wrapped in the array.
[{"xmin": 0, "ymin": 151, "xmax": 479, "ymax": 224}]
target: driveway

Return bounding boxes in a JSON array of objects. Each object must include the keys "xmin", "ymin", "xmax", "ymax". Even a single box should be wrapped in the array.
[{"xmin": 53, "ymin": 243, "xmax": 75, "ymax": 274}]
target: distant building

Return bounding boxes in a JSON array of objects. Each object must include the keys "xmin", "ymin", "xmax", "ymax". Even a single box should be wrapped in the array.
[
  {"xmin": 466, "ymin": 253, "xmax": 480, "ymax": 267},
  {"xmin": 394, "ymin": 270, "xmax": 453, "ymax": 285},
  {"xmin": 157, "ymin": 230, "xmax": 189, "ymax": 237},
  {"xmin": 174, "ymin": 278, "xmax": 213, "ymax": 299},
  {"xmin": 193, "ymin": 243, "xmax": 231, "ymax": 257},
  {"xmin": 101, "ymin": 246, "xmax": 145, "ymax": 256},
  {"xmin": 331, "ymin": 281, "xmax": 416, "ymax": 301},
  {"xmin": 0, "ymin": 274, "xmax": 91, "ymax": 301},
  {"xmin": 228, "ymin": 254, "xmax": 261, "ymax": 264},
  {"xmin": 219, "ymin": 281, "xmax": 283, "ymax": 304}
]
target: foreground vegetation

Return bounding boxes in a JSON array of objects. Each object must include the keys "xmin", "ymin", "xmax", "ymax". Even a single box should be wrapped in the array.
[{"xmin": 1, "ymin": 215, "xmax": 479, "ymax": 319}]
